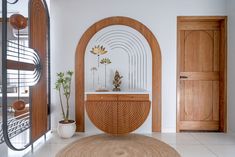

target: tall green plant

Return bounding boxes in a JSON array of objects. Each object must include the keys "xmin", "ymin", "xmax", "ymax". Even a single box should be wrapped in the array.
[{"xmin": 55, "ymin": 70, "xmax": 73, "ymax": 123}]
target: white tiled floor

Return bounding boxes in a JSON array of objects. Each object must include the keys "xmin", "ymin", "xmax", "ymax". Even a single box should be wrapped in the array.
[{"xmin": 0, "ymin": 132, "xmax": 235, "ymax": 157}]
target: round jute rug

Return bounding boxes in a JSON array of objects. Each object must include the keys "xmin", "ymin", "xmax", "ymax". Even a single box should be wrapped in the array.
[{"xmin": 56, "ymin": 134, "xmax": 181, "ymax": 157}]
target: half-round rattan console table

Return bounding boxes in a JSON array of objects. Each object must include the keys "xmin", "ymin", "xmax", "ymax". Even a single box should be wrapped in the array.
[{"xmin": 85, "ymin": 91, "xmax": 150, "ymax": 135}]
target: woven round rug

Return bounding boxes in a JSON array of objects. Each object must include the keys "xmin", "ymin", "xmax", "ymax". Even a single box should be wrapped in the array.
[{"xmin": 56, "ymin": 134, "xmax": 181, "ymax": 157}]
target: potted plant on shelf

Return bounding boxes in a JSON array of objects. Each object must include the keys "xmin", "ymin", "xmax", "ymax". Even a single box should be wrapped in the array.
[{"xmin": 55, "ymin": 70, "xmax": 76, "ymax": 138}]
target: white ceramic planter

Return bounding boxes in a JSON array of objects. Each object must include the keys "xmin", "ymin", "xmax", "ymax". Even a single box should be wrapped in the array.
[{"xmin": 57, "ymin": 120, "xmax": 76, "ymax": 138}]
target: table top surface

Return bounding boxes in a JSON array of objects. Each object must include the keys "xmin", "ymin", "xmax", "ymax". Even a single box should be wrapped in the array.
[{"xmin": 85, "ymin": 89, "xmax": 150, "ymax": 95}]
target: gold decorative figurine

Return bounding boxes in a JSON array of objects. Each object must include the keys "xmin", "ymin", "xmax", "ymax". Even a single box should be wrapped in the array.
[{"xmin": 112, "ymin": 70, "xmax": 123, "ymax": 91}]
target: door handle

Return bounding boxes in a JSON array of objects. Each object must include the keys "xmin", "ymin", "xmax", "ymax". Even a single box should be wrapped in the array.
[{"xmin": 180, "ymin": 76, "xmax": 188, "ymax": 79}]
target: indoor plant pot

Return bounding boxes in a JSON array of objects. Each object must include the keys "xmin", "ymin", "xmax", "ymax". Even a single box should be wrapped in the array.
[
  {"xmin": 55, "ymin": 70, "xmax": 76, "ymax": 138},
  {"xmin": 57, "ymin": 120, "xmax": 76, "ymax": 138}
]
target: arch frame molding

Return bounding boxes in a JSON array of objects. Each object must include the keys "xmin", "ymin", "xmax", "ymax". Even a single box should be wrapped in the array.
[{"xmin": 75, "ymin": 16, "xmax": 162, "ymax": 132}]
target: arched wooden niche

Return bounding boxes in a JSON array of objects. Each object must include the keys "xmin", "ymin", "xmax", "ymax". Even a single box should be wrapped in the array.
[{"xmin": 75, "ymin": 16, "xmax": 162, "ymax": 132}]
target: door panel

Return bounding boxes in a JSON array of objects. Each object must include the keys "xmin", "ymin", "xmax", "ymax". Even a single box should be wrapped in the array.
[
  {"xmin": 184, "ymin": 31, "xmax": 213, "ymax": 72},
  {"xmin": 214, "ymin": 31, "xmax": 220, "ymax": 71},
  {"xmin": 117, "ymin": 101, "xmax": 150, "ymax": 134},
  {"xmin": 86, "ymin": 101, "xmax": 118, "ymax": 134},
  {"xmin": 177, "ymin": 17, "xmax": 227, "ymax": 132},
  {"xmin": 213, "ymin": 81, "xmax": 220, "ymax": 121},
  {"xmin": 183, "ymin": 81, "xmax": 214, "ymax": 121}
]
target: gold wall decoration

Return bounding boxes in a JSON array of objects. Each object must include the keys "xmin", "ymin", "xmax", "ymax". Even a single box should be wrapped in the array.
[{"xmin": 90, "ymin": 45, "xmax": 108, "ymax": 68}]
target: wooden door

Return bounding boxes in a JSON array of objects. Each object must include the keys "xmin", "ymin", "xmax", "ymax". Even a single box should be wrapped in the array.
[{"xmin": 177, "ymin": 17, "xmax": 227, "ymax": 132}]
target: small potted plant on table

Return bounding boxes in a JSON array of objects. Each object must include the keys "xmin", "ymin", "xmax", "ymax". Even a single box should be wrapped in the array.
[{"xmin": 55, "ymin": 70, "xmax": 76, "ymax": 138}]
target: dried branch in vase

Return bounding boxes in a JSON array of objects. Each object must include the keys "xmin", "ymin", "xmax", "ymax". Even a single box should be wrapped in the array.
[{"xmin": 100, "ymin": 58, "xmax": 112, "ymax": 88}]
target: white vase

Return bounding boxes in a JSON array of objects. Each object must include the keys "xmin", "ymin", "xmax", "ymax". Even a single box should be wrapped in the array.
[{"xmin": 57, "ymin": 120, "xmax": 76, "ymax": 138}]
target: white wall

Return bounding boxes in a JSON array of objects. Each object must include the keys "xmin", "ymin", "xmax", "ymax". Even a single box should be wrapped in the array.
[
  {"xmin": 50, "ymin": 0, "xmax": 227, "ymax": 133},
  {"xmin": 227, "ymin": 0, "xmax": 235, "ymax": 132}
]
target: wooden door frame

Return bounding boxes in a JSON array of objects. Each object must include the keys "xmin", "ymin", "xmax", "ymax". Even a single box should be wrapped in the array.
[
  {"xmin": 176, "ymin": 16, "xmax": 227, "ymax": 132},
  {"xmin": 75, "ymin": 16, "xmax": 162, "ymax": 132}
]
